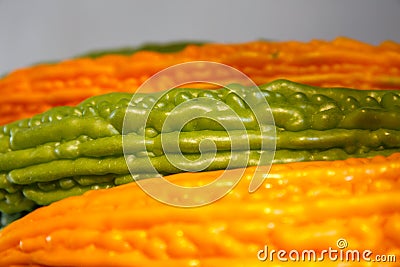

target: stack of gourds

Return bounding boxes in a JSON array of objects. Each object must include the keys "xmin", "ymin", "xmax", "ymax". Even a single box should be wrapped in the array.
[{"xmin": 0, "ymin": 38, "xmax": 399, "ymax": 267}]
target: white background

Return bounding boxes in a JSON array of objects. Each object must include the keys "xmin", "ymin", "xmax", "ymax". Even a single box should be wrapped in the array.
[{"xmin": 1, "ymin": 0, "xmax": 400, "ymax": 74}]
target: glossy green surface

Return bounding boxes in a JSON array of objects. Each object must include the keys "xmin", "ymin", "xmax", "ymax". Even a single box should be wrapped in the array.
[{"xmin": 1, "ymin": 79, "xmax": 400, "ymax": 223}]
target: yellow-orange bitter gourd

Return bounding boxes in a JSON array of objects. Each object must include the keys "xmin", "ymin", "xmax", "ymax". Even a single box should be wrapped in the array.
[
  {"xmin": 0, "ymin": 153, "xmax": 399, "ymax": 266},
  {"xmin": 1, "ymin": 37, "xmax": 400, "ymax": 125}
]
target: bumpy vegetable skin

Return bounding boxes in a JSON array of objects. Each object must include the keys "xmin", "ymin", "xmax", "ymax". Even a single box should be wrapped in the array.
[
  {"xmin": 1, "ymin": 37, "xmax": 400, "ymax": 125},
  {"xmin": 0, "ymin": 154, "xmax": 399, "ymax": 266},
  {"xmin": 1, "ymin": 79, "xmax": 400, "ymax": 225}
]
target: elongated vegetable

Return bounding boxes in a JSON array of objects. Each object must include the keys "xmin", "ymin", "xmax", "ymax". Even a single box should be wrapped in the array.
[
  {"xmin": 1, "ymin": 79, "xmax": 400, "ymax": 226},
  {"xmin": 1, "ymin": 37, "xmax": 400, "ymax": 125},
  {"xmin": 1, "ymin": 154, "xmax": 399, "ymax": 266}
]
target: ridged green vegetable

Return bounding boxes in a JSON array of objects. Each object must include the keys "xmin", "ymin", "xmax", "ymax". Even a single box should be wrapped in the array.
[
  {"xmin": 77, "ymin": 41, "xmax": 206, "ymax": 58},
  {"xmin": 1, "ymin": 79, "xmax": 400, "ymax": 227}
]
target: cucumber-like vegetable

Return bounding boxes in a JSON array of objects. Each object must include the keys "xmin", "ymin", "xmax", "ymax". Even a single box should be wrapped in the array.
[{"xmin": 1, "ymin": 79, "xmax": 400, "ymax": 225}]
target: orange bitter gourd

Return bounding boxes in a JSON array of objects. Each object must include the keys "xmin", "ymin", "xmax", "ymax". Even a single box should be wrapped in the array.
[
  {"xmin": 1, "ymin": 37, "xmax": 400, "ymax": 125},
  {"xmin": 0, "ymin": 153, "xmax": 399, "ymax": 266}
]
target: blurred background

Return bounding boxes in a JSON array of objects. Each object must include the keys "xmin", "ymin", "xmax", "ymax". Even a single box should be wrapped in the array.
[{"xmin": 1, "ymin": 0, "xmax": 400, "ymax": 74}]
